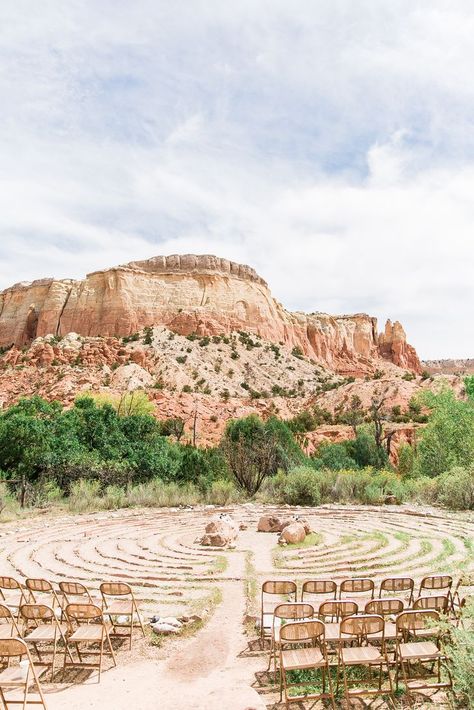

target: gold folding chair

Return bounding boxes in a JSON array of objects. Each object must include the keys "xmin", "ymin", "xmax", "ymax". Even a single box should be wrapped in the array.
[
  {"xmin": 100, "ymin": 582, "xmax": 145, "ymax": 649},
  {"xmin": 413, "ymin": 595, "xmax": 449, "ymax": 614},
  {"xmin": 0, "ymin": 578, "xmax": 29, "ymax": 618},
  {"xmin": 301, "ymin": 579, "xmax": 337, "ymax": 603},
  {"xmin": 338, "ymin": 614, "xmax": 394, "ymax": 702},
  {"xmin": 318, "ymin": 600, "xmax": 358, "ymax": 645},
  {"xmin": 26, "ymin": 579, "xmax": 62, "ymax": 612},
  {"xmin": 0, "ymin": 604, "xmax": 21, "ymax": 640},
  {"xmin": 58, "ymin": 581, "xmax": 96, "ymax": 607},
  {"xmin": 339, "ymin": 577, "xmax": 375, "ymax": 602},
  {"xmin": 379, "ymin": 576, "xmax": 415, "ymax": 606},
  {"xmin": 20, "ymin": 603, "xmax": 72, "ymax": 680},
  {"xmin": 260, "ymin": 581, "xmax": 297, "ymax": 642},
  {"xmin": 267, "ymin": 602, "xmax": 314, "ymax": 679},
  {"xmin": 63, "ymin": 603, "xmax": 116, "ymax": 681},
  {"xmin": 0, "ymin": 638, "xmax": 47, "ymax": 709},
  {"xmin": 450, "ymin": 574, "xmax": 473, "ymax": 617},
  {"xmin": 365, "ymin": 597, "xmax": 404, "ymax": 641},
  {"xmin": 395, "ymin": 610, "xmax": 452, "ymax": 698},
  {"xmin": 418, "ymin": 575, "xmax": 452, "ymax": 599},
  {"xmin": 280, "ymin": 620, "xmax": 335, "ymax": 709}
]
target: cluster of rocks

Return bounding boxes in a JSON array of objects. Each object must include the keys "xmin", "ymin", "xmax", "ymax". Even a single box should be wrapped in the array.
[
  {"xmin": 199, "ymin": 513, "xmax": 238, "ymax": 548},
  {"xmin": 257, "ymin": 514, "xmax": 312, "ymax": 545},
  {"xmin": 150, "ymin": 613, "xmax": 202, "ymax": 635}
]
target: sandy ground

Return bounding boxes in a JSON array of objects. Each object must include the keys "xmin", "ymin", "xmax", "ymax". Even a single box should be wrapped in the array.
[
  {"xmin": 46, "ymin": 583, "xmax": 265, "ymax": 710},
  {"xmin": 1, "ymin": 504, "xmax": 472, "ymax": 709}
]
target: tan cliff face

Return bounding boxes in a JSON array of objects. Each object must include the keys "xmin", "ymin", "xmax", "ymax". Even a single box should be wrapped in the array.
[{"xmin": 0, "ymin": 254, "xmax": 421, "ymax": 374}]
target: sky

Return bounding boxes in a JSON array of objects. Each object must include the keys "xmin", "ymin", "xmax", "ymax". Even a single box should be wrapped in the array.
[{"xmin": 0, "ymin": 1, "xmax": 473, "ymax": 359}]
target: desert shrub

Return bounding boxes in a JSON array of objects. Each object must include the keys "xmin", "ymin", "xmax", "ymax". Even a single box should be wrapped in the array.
[
  {"xmin": 402, "ymin": 475, "xmax": 439, "ymax": 505},
  {"xmin": 441, "ymin": 598, "xmax": 474, "ymax": 707},
  {"xmin": 67, "ymin": 479, "xmax": 102, "ymax": 513},
  {"xmin": 100, "ymin": 485, "xmax": 127, "ymax": 510},
  {"xmin": 124, "ymin": 479, "xmax": 200, "ymax": 507},
  {"xmin": 438, "ymin": 465, "xmax": 474, "ymax": 510},
  {"xmin": 397, "ymin": 443, "xmax": 414, "ymax": 476},
  {"xmin": 283, "ymin": 467, "xmax": 321, "ymax": 506},
  {"xmin": 346, "ymin": 428, "xmax": 389, "ymax": 469},
  {"xmin": 206, "ymin": 479, "xmax": 239, "ymax": 505},
  {"xmin": 78, "ymin": 390, "xmax": 154, "ymax": 417},
  {"xmin": 465, "ymin": 375, "xmax": 474, "ymax": 400},
  {"xmin": 312, "ymin": 442, "xmax": 358, "ymax": 471}
]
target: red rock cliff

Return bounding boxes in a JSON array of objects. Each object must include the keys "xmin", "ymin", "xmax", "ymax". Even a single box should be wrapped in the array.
[{"xmin": 0, "ymin": 254, "xmax": 421, "ymax": 375}]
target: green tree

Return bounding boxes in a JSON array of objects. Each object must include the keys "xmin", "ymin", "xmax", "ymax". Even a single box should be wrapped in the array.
[
  {"xmin": 221, "ymin": 415, "xmax": 301, "ymax": 495},
  {"xmin": 414, "ymin": 389, "xmax": 474, "ymax": 477}
]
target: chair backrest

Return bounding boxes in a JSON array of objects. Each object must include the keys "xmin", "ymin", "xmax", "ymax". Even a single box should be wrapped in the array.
[
  {"xmin": 380, "ymin": 577, "xmax": 414, "ymax": 595},
  {"xmin": 0, "ymin": 638, "xmax": 28, "ymax": 658},
  {"xmin": 340, "ymin": 578, "xmax": 374, "ymax": 597},
  {"xmin": 279, "ymin": 619, "xmax": 325, "ymax": 644},
  {"xmin": 65, "ymin": 603, "xmax": 103, "ymax": 623},
  {"xmin": 365, "ymin": 597, "xmax": 404, "ymax": 616},
  {"xmin": 26, "ymin": 578, "xmax": 53, "ymax": 593},
  {"xmin": 100, "ymin": 582, "xmax": 132, "ymax": 596},
  {"xmin": 301, "ymin": 580, "xmax": 337, "ymax": 599},
  {"xmin": 274, "ymin": 602, "xmax": 314, "ymax": 622},
  {"xmin": 19, "ymin": 604, "xmax": 55, "ymax": 623},
  {"xmin": 419, "ymin": 575, "xmax": 452, "ymax": 593},
  {"xmin": 0, "ymin": 603, "xmax": 14, "ymax": 620},
  {"xmin": 340, "ymin": 614, "xmax": 384, "ymax": 639},
  {"xmin": 413, "ymin": 595, "xmax": 449, "ymax": 613},
  {"xmin": 0, "ymin": 576, "xmax": 21, "ymax": 590},
  {"xmin": 59, "ymin": 580, "xmax": 91, "ymax": 599},
  {"xmin": 262, "ymin": 580, "xmax": 297, "ymax": 597},
  {"xmin": 396, "ymin": 609, "xmax": 439, "ymax": 635},
  {"xmin": 318, "ymin": 600, "xmax": 358, "ymax": 621}
]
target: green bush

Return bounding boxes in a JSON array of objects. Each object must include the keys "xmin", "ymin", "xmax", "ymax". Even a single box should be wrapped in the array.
[
  {"xmin": 438, "ymin": 465, "xmax": 474, "ymax": 510},
  {"xmin": 283, "ymin": 467, "xmax": 321, "ymax": 506},
  {"xmin": 67, "ymin": 479, "xmax": 102, "ymax": 513},
  {"xmin": 414, "ymin": 389, "xmax": 474, "ymax": 477},
  {"xmin": 441, "ymin": 598, "xmax": 474, "ymax": 707}
]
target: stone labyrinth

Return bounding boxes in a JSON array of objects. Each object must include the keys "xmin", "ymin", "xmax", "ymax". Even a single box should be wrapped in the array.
[{"xmin": 1, "ymin": 505, "xmax": 473, "ymax": 624}]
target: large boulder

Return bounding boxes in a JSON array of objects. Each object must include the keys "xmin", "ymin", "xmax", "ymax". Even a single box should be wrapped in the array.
[
  {"xmin": 257, "ymin": 515, "xmax": 282, "ymax": 533},
  {"xmin": 200, "ymin": 514, "xmax": 238, "ymax": 548},
  {"xmin": 278, "ymin": 522, "xmax": 306, "ymax": 545},
  {"xmin": 278, "ymin": 516, "xmax": 312, "ymax": 535}
]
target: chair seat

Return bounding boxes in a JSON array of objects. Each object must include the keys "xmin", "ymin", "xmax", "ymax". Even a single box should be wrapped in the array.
[
  {"xmin": 0, "ymin": 624, "xmax": 16, "ymax": 639},
  {"xmin": 0, "ymin": 665, "xmax": 47, "ymax": 686},
  {"xmin": 1, "ymin": 593, "xmax": 25, "ymax": 608},
  {"xmin": 25, "ymin": 623, "xmax": 68, "ymax": 641},
  {"xmin": 103, "ymin": 601, "xmax": 133, "ymax": 615},
  {"xmin": 342, "ymin": 645, "xmax": 383, "ymax": 664},
  {"xmin": 323, "ymin": 623, "xmax": 341, "ymax": 641},
  {"xmin": 281, "ymin": 647, "xmax": 325, "ymax": 670},
  {"xmin": 398, "ymin": 641, "xmax": 441, "ymax": 660},
  {"xmin": 412, "ymin": 626, "xmax": 439, "ymax": 638},
  {"xmin": 372, "ymin": 622, "xmax": 397, "ymax": 640},
  {"xmin": 69, "ymin": 625, "xmax": 106, "ymax": 642}
]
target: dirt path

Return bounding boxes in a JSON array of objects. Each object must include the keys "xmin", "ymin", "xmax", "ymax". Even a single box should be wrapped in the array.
[{"xmin": 47, "ymin": 557, "xmax": 265, "ymax": 710}]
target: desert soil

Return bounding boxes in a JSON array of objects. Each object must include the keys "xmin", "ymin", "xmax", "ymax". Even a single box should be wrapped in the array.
[{"xmin": 1, "ymin": 503, "xmax": 473, "ymax": 709}]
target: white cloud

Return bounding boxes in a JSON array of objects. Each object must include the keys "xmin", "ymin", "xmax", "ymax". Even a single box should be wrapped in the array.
[{"xmin": 0, "ymin": 1, "xmax": 472, "ymax": 358}]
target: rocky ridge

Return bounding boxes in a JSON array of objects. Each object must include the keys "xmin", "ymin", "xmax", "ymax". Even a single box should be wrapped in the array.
[{"xmin": 0, "ymin": 254, "xmax": 421, "ymax": 376}]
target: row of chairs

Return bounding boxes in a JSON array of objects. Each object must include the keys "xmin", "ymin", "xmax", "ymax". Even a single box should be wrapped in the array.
[
  {"xmin": 0, "ymin": 576, "xmax": 145, "ymax": 649},
  {"xmin": 260, "ymin": 574, "xmax": 466, "ymax": 636},
  {"xmin": 274, "ymin": 609, "xmax": 452, "ymax": 708},
  {"xmin": 0, "ymin": 576, "xmax": 145, "ymax": 710}
]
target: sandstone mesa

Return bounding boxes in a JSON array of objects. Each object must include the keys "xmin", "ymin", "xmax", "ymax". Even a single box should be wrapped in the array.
[{"xmin": 0, "ymin": 254, "xmax": 420, "ymax": 375}]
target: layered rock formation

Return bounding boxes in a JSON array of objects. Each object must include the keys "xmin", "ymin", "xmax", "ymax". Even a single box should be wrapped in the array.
[{"xmin": 0, "ymin": 254, "xmax": 421, "ymax": 374}]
